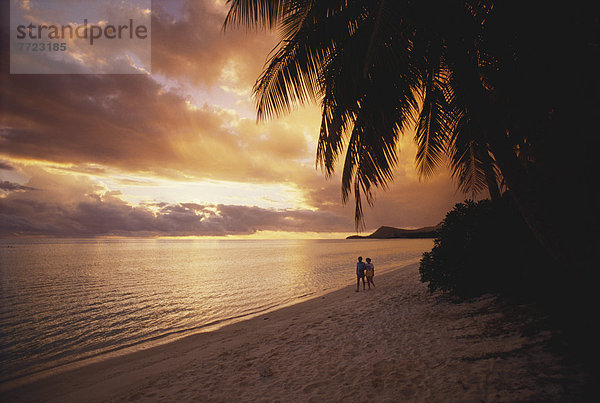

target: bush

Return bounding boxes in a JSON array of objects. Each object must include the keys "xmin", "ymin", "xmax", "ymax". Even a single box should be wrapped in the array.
[{"xmin": 419, "ymin": 197, "xmax": 547, "ymax": 299}]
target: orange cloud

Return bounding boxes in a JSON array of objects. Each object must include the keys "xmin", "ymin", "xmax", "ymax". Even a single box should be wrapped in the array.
[
  {"xmin": 0, "ymin": 0, "xmax": 470, "ymax": 237},
  {"xmin": 151, "ymin": 0, "xmax": 277, "ymax": 88},
  {"xmin": 1, "ymin": 71, "xmax": 317, "ymax": 183},
  {"xmin": 0, "ymin": 166, "xmax": 353, "ymax": 237}
]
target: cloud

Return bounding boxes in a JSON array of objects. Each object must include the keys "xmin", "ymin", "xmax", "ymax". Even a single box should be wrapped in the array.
[
  {"xmin": 0, "ymin": 193, "xmax": 352, "ymax": 237},
  {"xmin": 151, "ymin": 0, "xmax": 278, "ymax": 88},
  {"xmin": 1, "ymin": 71, "xmax": 317, "ymax": 184},
  {"xmin": 0, "ymin": 180, "xmax": 38, "ymax": 192},
  {"xmin": 0, "ymin": 162, "xmax": 16, "ymax": 171},
  {"xmin": 9, "ymin": 0, "xmax": 152, "ymax": 74},
  {"xmin": 1, "ymin": 0, "xmax": 308, "ymax": 185},
  {"xmin": 0, "ymin": 0, "xmax": 471, "ymax": 236},
  {"xmin": 0, "ymin": 167, "xmax": 352, "ymax": 237}
]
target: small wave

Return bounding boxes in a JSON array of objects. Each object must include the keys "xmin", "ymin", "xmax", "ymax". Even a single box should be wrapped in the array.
[{"xmin": 0, "ymin": 300, "xmax": 290, "ymax": 385}]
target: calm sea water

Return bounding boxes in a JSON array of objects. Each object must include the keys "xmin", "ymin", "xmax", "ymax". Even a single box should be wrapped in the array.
[{"xmin": 0, "ymin": 238, "xmax": 432, "ymax": 383}]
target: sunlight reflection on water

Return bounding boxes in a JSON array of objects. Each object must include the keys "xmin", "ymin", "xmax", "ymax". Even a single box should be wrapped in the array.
[{"xmin": 0, "ymin": 238, "xmax": 432, "ymax": 383}]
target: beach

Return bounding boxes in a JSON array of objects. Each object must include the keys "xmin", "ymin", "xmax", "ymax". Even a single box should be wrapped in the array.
[{"xmin": 0, "ymin": 262, "xmax": 585, "ymax": 402}]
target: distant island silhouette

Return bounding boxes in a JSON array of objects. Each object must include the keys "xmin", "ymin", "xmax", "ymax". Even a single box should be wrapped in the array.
[{"xmin": 346, "ymin": 225, "xmax": 439, "ymax": 239}]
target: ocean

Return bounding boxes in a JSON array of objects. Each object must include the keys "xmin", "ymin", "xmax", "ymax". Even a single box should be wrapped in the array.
[{"xmin": 0, "ymin": 238, "xmax": 432, "ymax": 384}]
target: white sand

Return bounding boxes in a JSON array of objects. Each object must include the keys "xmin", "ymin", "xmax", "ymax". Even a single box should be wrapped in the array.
[{"xmin": 0, "ymin": 263, "xmax": 585, "ymax": 402}]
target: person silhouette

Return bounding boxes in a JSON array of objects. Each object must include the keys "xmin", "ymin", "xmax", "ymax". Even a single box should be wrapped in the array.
[
  {"xmin": 365, "ymin": 258, "xmax": 375, "ymax": 289},
  {"xmin": 356, "ymin": 256, "xmax": 366, "ymax": 292}
]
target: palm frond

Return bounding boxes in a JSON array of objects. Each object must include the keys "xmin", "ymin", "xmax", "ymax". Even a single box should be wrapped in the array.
[
  {"xmin": 253, "ymin": 39, "xmax": 323, "ymax": 119},
  {"xmin": 316, "ymin": 84, "xmax": 357, "ymax": 176},
  {"xmin": 224, "ymin": 0, "xmax": 286, "ymax": 30},
  {"xmin": 253, "ymin": 1, "xmax": 363, "ymax": 119},
  {"xmin": 340, "ymin": 72, "xmax": 419, "ymax": 228},
  {"xmin": 414, "ymin": 57, "xmax": 457, "ymax": 179},
  {"xmin": 224, "ymin": 0, "xmax": 498, "ymax": 230},
  {"xmin": 447, "ymin": 112, "xmax": 499, "ymax": 198}
]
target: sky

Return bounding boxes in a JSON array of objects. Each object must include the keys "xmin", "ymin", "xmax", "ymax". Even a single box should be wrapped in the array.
[{"xmin": 0, "ymin": 0, "xmax": 467, "ymax": 239}]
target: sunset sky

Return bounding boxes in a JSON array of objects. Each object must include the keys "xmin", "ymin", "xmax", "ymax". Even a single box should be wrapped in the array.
[{"xmin": 0, "ymin": 0, "xmax": 466, "ymax": 238}]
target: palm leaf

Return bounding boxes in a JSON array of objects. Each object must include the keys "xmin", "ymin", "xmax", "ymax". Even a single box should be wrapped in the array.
[
  {"xmin": 224, "ymin": 0, "xmax": 500, "ymax": 229},
  {"xmin": 447, "ymin": 112, "xmax": 499, "ymax": 198},
  {"xmin": 224, "ymin": 0, "xmax": 286, "ymax": 30}
]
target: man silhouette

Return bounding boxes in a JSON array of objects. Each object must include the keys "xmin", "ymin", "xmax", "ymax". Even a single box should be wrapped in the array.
[{"xmin": 356, "ymin": 256, "xmax": 366, "ymax": 292}]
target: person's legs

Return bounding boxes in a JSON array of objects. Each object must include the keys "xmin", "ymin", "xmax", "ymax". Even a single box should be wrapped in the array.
[
  {"xmin": 356, "ymin": 276, "xmax": 360, "ymax": 292},
  {"xmin": 362, "ymin": 276, "xmax": 366, "ymax": 290},
  {"xmin": 366, "ymin": 276, "xmax": 371, "ymax": 289}
]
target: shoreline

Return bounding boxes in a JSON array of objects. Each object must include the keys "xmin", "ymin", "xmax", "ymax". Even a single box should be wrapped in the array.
[
  {"xmin": 1, "ymin": 262, "xmax": 417, "ymax": 392},
  {"xmin": 0, "ymin": 262, "xmax": 585, "ymax": 401},
  {"xmin": 0, "ymin": 256, "xmax": 422, "ymax": 389}
]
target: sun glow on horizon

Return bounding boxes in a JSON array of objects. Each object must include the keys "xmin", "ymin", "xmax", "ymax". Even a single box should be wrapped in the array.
[{"xmin": 155, "ymin": 230, "xmax": 352, "ymax": 240}]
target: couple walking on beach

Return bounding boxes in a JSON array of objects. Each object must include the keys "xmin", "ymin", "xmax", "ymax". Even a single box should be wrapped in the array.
[{"xmin": 356, "ymin": 256, "xmax": 375, "ymax": 292}]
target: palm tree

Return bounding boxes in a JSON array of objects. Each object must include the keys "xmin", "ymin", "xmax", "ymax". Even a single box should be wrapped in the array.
[
  {"xmin": 225, "ymin": 0, "xmax": 501, "ymax": 225},
  {"xmin": 224, "ymin": 0, "xmax": 598, "ymax": 274}
]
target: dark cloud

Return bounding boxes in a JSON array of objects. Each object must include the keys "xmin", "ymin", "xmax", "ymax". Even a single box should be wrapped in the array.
[
  {"xmin": 0, "ymin": 0, "xmax": 308, "ymax": 184},
  {"xmin": 0, "ymin": 71, "xmax": 313, "ymax": 183},
  {"xmin": 0, "ymin": 198, "xmax": 352, "ymax": 237},
  {"xmin": 0, "ymin": 179, "xmax": 352, "ymax": 237},
  {"xmin": 0, "ymin": 181, "xmax": 38, "ymax": 192},
  {"xmin": 0, "ymin": 161, "xmax": 15, "ymax": 170}
]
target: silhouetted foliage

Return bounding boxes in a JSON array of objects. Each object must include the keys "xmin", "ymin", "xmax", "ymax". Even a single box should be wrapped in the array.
[
  {"xmin": 419, "ymin": 197, "xmax": 549, "ymax": 299},
  {"xmin": 226, "ymin": 1, "xmax": 598, "ymax": 382},
  {"xmin": 224, "ymin": 0, "xmax": 598, "ymax": 279}
]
